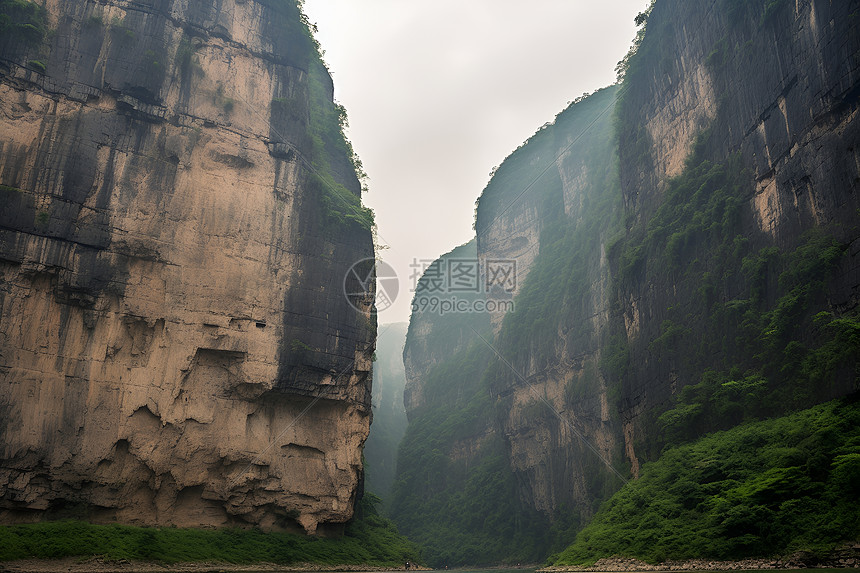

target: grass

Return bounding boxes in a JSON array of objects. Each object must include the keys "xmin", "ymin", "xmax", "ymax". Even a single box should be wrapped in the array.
[{"xmin": 0, "ymin": 494, "xmax": 421, "ymax": 566}]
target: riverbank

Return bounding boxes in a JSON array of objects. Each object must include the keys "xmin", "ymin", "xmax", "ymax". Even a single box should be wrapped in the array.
[
  {"xmin": 0, "ymin": 559, "xmax": 433, "ymax": 573},
  {"xmin": 539, "ymin": 546, "xmax": 860, "ymax": 571},
  {"xmin": 3, "ymin": 551, "xmax": 859, "ymax": 573}
]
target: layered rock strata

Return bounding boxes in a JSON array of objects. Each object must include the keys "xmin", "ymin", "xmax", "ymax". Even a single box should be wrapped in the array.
[{"xmin": 0, "ymin": 0, "xmax": 375, "ymax": 534}]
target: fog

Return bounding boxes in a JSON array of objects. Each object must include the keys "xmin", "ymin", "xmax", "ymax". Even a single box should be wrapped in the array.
[{"xmin": 302, "ymin": 0, "xmax": 648, "ymax": 322}]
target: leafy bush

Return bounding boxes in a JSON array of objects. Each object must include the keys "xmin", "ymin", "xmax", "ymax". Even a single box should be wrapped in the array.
[
  {"xmin": 0, "ymin": 0, "xmax": 47, "ymax": 47},
  {"xmin": 26, "ymin": 59, "xmax": 45, "ymax": 72},
  {"xmin": 553, "ymin": 399, "xmax": 860, "ymax": 565}
]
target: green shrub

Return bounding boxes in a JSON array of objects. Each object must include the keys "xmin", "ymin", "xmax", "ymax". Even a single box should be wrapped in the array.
[
  {"xmin": 553, "ymin": 399, "xmax": 860, "ymax": 565},
  {"xmin": 0, "ymin": 0, "xmax": 47, "ymax": 46}
]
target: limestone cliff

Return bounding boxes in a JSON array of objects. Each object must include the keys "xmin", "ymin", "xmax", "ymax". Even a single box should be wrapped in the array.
[
  {"xmin": 392, "ymin": 91, "xmax": 624, "ymax": 565},
  {"xmin": 394, "ymin": 0, "xmax": 859, "ymax": 564},
  {"xmin": 474, "ymin": 0, "xmax": 860, "ymax": 523},
  {"xmin": 0, "ymin": 0, "xmax": 375, "ymax": 535},
  {"xmin": 476, "ymin": 86, "xmax": 625, "ymax": 520},
  {"xmin": 613, "ymin": 0, "xmax": 860, "ymax": 465}
]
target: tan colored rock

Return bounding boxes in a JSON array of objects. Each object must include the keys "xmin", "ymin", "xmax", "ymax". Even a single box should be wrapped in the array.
[{"xmin": 0, "ymin": 0, "xmax": 375, "ymax": 534}]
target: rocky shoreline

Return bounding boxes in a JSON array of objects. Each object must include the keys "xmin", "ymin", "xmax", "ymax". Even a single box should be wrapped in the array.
[
  {"xmin": 2, "ymin": 552, "xmax": 859, "ymax": 573},
  {"xmin": 538, "ymin": 546, "xmax": 860, "ymax": 572}
]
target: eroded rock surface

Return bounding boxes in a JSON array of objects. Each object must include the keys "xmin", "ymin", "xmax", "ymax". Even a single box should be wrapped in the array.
[{"xmin": 0, "ymin": 0, "xmax": 375, "ymax": 534}]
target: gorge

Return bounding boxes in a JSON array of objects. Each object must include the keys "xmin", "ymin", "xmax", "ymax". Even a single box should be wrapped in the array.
[{"xmin": 0, "ymin": 0, "xmax": 858, "ymax": 568}]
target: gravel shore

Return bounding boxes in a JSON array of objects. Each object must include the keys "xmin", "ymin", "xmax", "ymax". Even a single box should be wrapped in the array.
[{"xmin": 538, "ymin": 546, "xmax": 860, "ymax": 572}]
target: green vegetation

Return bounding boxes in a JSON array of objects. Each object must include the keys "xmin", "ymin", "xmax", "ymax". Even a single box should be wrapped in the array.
[
  {"xmin": 394, "ymin": 0, "xmax": 858, "ymax": 567},
  {"xmin": 389, "ymin": 340, "xmax": 550, "ymax": 566},
  {"xmin": 760, "ymin": 0, "xmax": 790, "ymax": 25},
  {"xmin": 304, "ymin": 61, "xmax": 373, "ymax": 231},
  {"xmin": 583, "ymin": 20, "xmax": 860, "ymax": 553},
  {"xmin": 108, "ymin": 16, "xmax": 135, "ymax": 43},
  {"xmin": 176, "ymin": 36, "xmax": 203, "ymax": 77},
  {"xmin": 34, "ymin": 209, "xmax": 49, "ymax": 226},
  {"xmin": 144, "ymin": 50, "xmax": 161, "ymax": 73},
  {"xmin": 614, "ymin": 0, "xmax": 655, "ymax": 82},
  {"xmin": 551, "ymin": 398, "xmax": 860, "ymax": 565},
  {"xmin": 489, "ymin": 86, "xmax": 621, "ymax": 375},
  {"xmin": 84, "ymin": 14, "xmax": 103, "ymax": 28},
  {"xmin": 290, "ymin": 338, "xmax": 313, "ymax": 353},
  {"xmin": 392, "ymin": 242, "xmax": 551, "ymax": 566},
  {"xmin": 363, "ymin": 323, "xmax": 409, "ymax": 500},
  {"xmin": 0, "ymin": 0, "xmax": 47, "ymax": 47},
  {"xmin": 391, "ymin": 89, "xmax": 628, "ymax": 566},
  {"xmin": 26, "ymin": 59, "xmax": 45, "ymax": 73},
  {"xmin": 653, "ymin": 223, "xmax": 857, "ymax": 445},
  {"xmin": 251, "ymin": 0, "xmax": 373, "ymax": 232},
  {"xmin": 213, "ymin": 84, "xmax": 235, "ymax": 114},
  {"xmin": 605, "ymin": 119, "xmax": 857, "ymax": 453},
  {"xmin": 0, "ymin": 494, "xmax": 420, "ymax": 566}
]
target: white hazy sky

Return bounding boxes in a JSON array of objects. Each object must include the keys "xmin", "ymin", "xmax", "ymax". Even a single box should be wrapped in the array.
[{"xmin": 302, "ymin": 0, "xmax": 647, "ymax": 323}]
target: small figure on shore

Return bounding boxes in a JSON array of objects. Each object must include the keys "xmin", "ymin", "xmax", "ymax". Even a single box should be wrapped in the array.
[{"xmin": 405, "ymin": 561, "xmax": 410, "ymax": 570}]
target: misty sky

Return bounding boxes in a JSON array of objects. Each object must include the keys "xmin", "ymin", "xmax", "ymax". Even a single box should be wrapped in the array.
[{"xmin": 302, "ymin": 0, "xmax": 647, "ymax": 323}]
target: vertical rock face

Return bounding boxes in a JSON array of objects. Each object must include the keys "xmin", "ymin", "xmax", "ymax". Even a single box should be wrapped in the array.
[
  {"xmin": 620, "ymin": 0, "xmax": 860, "ymax": 242},
  {"xmin": 614, "ymin": 0, "xmax": 860, "ymax": 457},
  {"xmin": 0, "ymin": 0, "xmax": 375, "ymax": 534},
  {"xmin": 402, "ymin": 240, "xmax": 489, "ymax": 417},
  {"xmin": 475, "ymin": 86, "xmax": 624, "ymax": 520}
]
